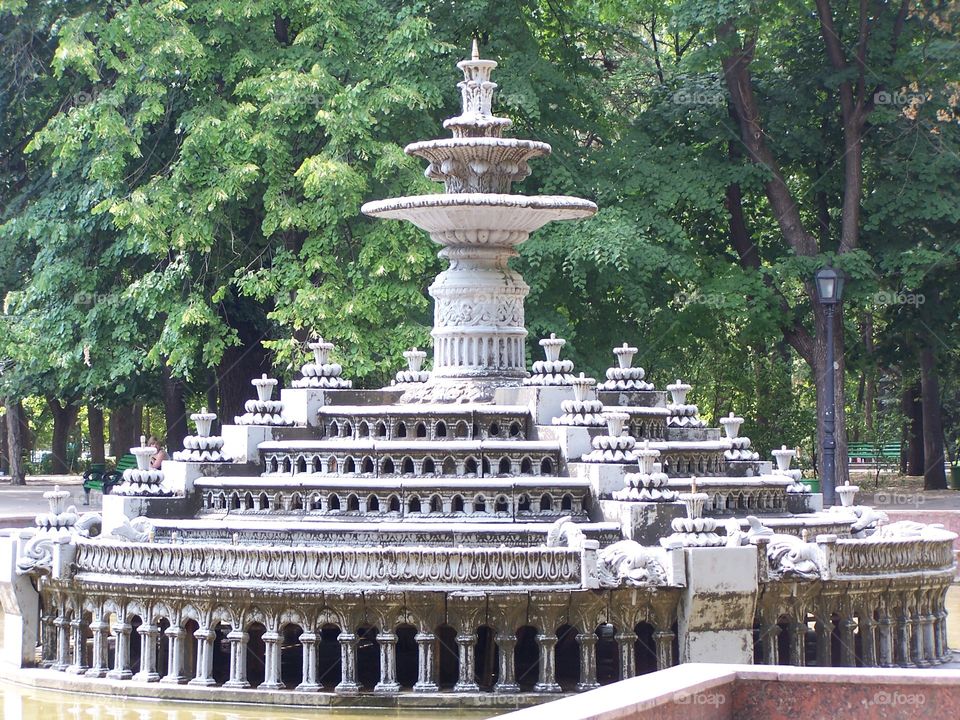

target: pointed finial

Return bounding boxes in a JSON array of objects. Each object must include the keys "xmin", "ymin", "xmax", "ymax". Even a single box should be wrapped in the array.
[{"xmin": 471, "ymin": 38, "xmax": 480, "ymax": 60}]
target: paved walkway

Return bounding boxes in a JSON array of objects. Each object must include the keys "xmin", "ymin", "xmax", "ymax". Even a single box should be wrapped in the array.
[{"xmin": 0, "ymin": 475, "xmax": 99, "ymax": 528}]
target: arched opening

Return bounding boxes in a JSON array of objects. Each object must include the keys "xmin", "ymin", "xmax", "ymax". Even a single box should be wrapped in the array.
[
  {"xmin": 474, "ymin": 495, "xmax": 486, "ymax": 513},
  {"xmin": 366, "ymin": 495, "xmax": 380, "ymax": 513},
  {"xmin": 540, "ymin": 493, "xmax": 553, "ymax": 511},
  {"xmin": 381, "ymin": 457, "xmax": 396, "ymax": 475},
  {"xmin": 436, "ymin": 624, "xmax": 459, "ymax": 689},
  {"xmin": 347, "ymin": 494, "xmax": 360, "ymax": 512},
  {"xmin": 455, "ymin": 421, "xmax": 470, "ymax": 439},
  {"xmin": 465, "ymin": 457, "xmax": 478, "ymax": 475},
  {"xmin": 395, "ymin": 625, "xmax": 418, "ymax": 688},
  {"xmin": 561, "ymin": 493, "xmax": 573, "ymax": 511},
  {"xmin": 230, "ymin": 493, "xmax": 241, "ymax": 510},
  {"xmin": 342, "ymin": 422, "xmax": 353, "ymax": 438},
  {"xmin": 279, "ymin": 623, "xmax": 303, "ymax": 688},
  {"xmin": 343, "ymin": 457, "xmax": 356, "ymax": 474},
  {"xmin": 596, "ymin": 624, "xmax": 618, "ymax": 684},
  {"xmin": 634, "ymin": 622, "xmax": 658, "ymax": 675},
  {"xmin": 361, "ymin": 457, "xmax": 374, "ymax": 475},
  {"xmin": 475, "ymin": 625, "xmax": 498, "ymax": 689},
  {"xmin": 312, "ymin": 456, "xmax": 321, "ymax": 473},
  {"xmin": 245, "ymin": 622, "xmax": 267, "ymax": 688},
  {"xmin": 317, "ymin": 624, "xmax": 342, "ymax": 688},
  {"xmin": 452, "ymin": 495, "xmax": 464, "ymax": 513},
  {"xmin": 481, "ymin": 457, "xmax": 491, "ymax": 476},
  {"xmin": 282, "ymin": 458, "xmax": 292, "ymax": 474},
  {"xmin": 211, "ymin": 621, "xmax": 231, "ymax": 685},
  {"xmin": 541, "ymin": 457, "xmax": 554, "ymax": 475},
  {"xmin": 376, "ymin": 421, "xmax": 388, "ymax": 438},
  {"xmin": 555, "ymin": 624, "xmax": 579, "ymax": 690},
  {"xmin": 520, "ymin": 457, "xmax": 533, "ymax": 475},
  {"xmin": 388, "ymin": 495, "xmax": 401, "ymax": 513},
  {"xmin": 327, "ymin": 456, "xmax": 338, "ymax": 473},
  {"xmin": 514, "ymin": 625, "xmax": 540, "ymax": 691},
  {"xmin": 296, "ymin": 456, "xmax": 307, "ymax": 474},
  {"xmin": 494, "ymin": 495, "xmax": 509, "ymax": 513},
  {"xmin": 422, "ymin": 457, "xmax": 436, "ymax": 475},
  {"xmin": 435, "ymin": 421, "xmax": 447, "ymax": 438},
  {"xmin": 328, "ymin": 494, "xmax": 341, "ymax": 511},
  {"xmin": 429, "ymin": 494, "xmax": 443, "ymax": 513},
  {"xmin": 517, "ymin": 494, "xmax": 531, "ymax": 512},
  {"xmin": 244, "ymin": 492, "xmax": 254, "ymax": 510},
  {"xmin": 181, "ymin": 618, "xmax": 200, "ymax": 681},
  {"xmin": 509, "ymin": 421, "xmax": 522, "ymax": 438},
  {"xmin": 499, "ymin": 457, "xmax": 512, "ymax": 475},
  {"xmin": 329, "ymin": 421, "xmax": 339, "ymax": 438},
  {"xmin": 356, "ymin": 625, "xmax": 380, "ymax": 690},
  {"xmin": 358, "ymin": 421, "xmax": 370, "ymax": 438},
  {"xmin": 395, "ymin": 422, "xmax": 407, "ymax": 439},
  {"xmin": 290, "ymin": 493, "xmax": 303, "ymax": 511},
  {"xmin": 489, "ymin": 422, "xmax": 500, "ymax": 437},
  {"xmin": 442, "ymin": 457, "xmax": 457, "ymax": 476},
  {"xmin": 128, "ymin": 614, "xmax": 143, "ymax": 675},
  {"xmin": 415, "ymin": 422, "xmax": 427, "ymax": 438},
  {"xmin": 269, "ymin": 457, "xmax": 279, "ymax": 473},
  {"xmin": 401, "ymin": 457, "xmax": 415, "ymax": 475},
  {"xmin": 408, "ymin": 496, "xmax": 421, "ymax": 513},
  {"xmin": 310, "ymin": 493, "xmax": 322, "ymax": 511}
]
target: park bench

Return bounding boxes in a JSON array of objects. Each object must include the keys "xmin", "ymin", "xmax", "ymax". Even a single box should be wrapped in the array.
[
  {"xmin": 847, "ymin": 442, "xmax": 901, "ymax": 467},
  {"xmin": 82, "ymin": 454, "xmax": 136, "ymax": 505}
]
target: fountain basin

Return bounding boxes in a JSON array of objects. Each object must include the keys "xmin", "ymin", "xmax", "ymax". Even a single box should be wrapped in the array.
[{"xmin": 361, "ymin": 193, "xmax": 597, "ymax": 237}]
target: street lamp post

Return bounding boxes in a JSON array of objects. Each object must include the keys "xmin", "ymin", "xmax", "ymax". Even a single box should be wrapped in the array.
[{"xmin": 815, "ymin": 266, "xmax": 846, "ymax": 506}]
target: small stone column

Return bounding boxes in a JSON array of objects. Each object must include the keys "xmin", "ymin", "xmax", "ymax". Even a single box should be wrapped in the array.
[
  {"xmin": 413, "ymin": 631, "xmax": 438, "ymax": 692},
  {"xmin": 68, "ymin": 617, "xmax": 89, "ymax": 674},
  {"xmin": 161, "ymin": 626, "xmax": 187, "ymax": 684},
  {"xmin": 788, "ymin": 619, "xmax": 806, "ymax": 666},
  {"xmin": 858, "ymin": 611, "xmax": 877, "ymax": 667},
  {"xmin": 107, "ymin": 622, "xmax": 133, "ymax": 679},
  {"xmin": 454, "ymin": 632, "xmax": 479, "ymax": 693},
  {"xmin": 533, "ymin": 633, "xmax": 560, "ymax": 693},
  {"xmin": 759, "ymin": 623, "xmax": 780, "ymax": 665},
  {"xmin": 813, "ymin": 616, "xmax": 831, "ymax": 667},
  {"xmin": 575, "ymin": 633, "xmax": 599, "ymax": 691},
  {"xmin": 922, "ymin": 604, "xmax": 937, "ymax": 665},
  {"xmin": 614, "ymin": 631, "xmax": 637, "ymax": 680},
  {"xmin": 134, "ymin": 624, "xmax": 161, "ymax": 682},
  {"xmin": 297, "ymin": 632, "xmax": 320, "ymax": 691},
  {"xmin": 224, "ymin": 629, "xmax": 250, "ymax": 688},
  {"xmin": 895, "ymin": 605, "xmax": 913, "ymax": 667},
  {"xmin": 936, "ymin": 602, "xmax": 951, "ymax": 663},
  {"xmin": 839, "ymin": 617, "xmax": 857, "ymax": 667},
  {"xmin": 910, "ymin": 604, "xmax": 926, "ymax": 667},
  {"xmin": 53, "ymin": 614, "xmax": 70, "ymax": 671},
  {"xmin": 86, "ymin": 619, "xmax": 110, "ymax": 677},
  {"xmin": 40, "ymin": 611, "xmax": 58, "ymax": 668},
  {"xmin": 334, "ymin": 632, "xmax": 360, "ymax": 695},
  {"xmin": 494, "ymin": 633, "xmax": 519, "ymax": 693},
  {"xmin": 188, "ymin": 627, "xmax": 216, "ymax": 686},
  {"xmin": 260, "ymin": 631, "xmax": 283, "ymax": 690},
  {"xmin": 877, "ymin": 605, "xmax": 895, "ymax": 667},
  {"xmin": 374, "ymin": 632, "xmax": 400, "ymax": 694},
  {"xmin": 653, "ymin": 628, "xmax": 676, "ymax": 670}
]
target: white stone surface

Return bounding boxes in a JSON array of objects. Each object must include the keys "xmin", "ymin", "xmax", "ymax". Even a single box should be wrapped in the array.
[{"xmin": 0, "ymin": 535, "xmax": 39, "ymax": 668}]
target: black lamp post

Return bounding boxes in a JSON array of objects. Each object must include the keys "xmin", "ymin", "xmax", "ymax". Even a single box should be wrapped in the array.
[{"xmin": 815, "ymin": 266, "xmax": 846, "ymax": 506}]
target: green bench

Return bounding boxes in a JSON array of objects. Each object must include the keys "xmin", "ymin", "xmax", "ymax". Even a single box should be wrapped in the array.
[
  {"xmin": 848, "ymin": 442, "xmax": 900, "ymax": 467},
  {"xmin": 82, "ymin": 454, "xmax": 137, "ymax": 505}
]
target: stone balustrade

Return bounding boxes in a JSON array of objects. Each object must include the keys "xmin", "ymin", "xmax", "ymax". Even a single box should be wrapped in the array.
[
  {"xmin": 74, "ymin": 539, "xmax": 587, "ymax": 589},
  {"xmin": 318, "ymin": 405, "xmax": 531, "ymax": 441},
  {"xmin": 822, "ymin": 532, "xmax": 958, "ymax": 578}
]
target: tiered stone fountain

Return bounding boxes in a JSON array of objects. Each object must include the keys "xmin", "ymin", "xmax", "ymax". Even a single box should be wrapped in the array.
[{"xmin": 0, "ymin": 41, "xmax": 954, "ymax": 711}]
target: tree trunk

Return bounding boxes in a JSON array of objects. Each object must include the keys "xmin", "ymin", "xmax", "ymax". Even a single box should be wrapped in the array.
[
  {"xmin": 109, "ymin": 404, "xmax": 138, "ymax": 459},
  {"xmin": 5, "ymin": 398, "xmax": 26, "ymax": 485},
  {"xmin": 919, "ymin": 344, "xmax": 947, "ymax": 490},
  {"xmin": 47, "ymin": 398, "xmax": 79, "ymax": 475},
  {"xmin": 162, "ymin": 364, "xmax": 189, "ymax": 453},
  {"xmin": 0, "ymin": 406, "xmax": 7, "ymax": 475},
  {"xmin": 902, "ymin": 381, "xmax": 924, "ymax": 476},
  {"xmin": 88, "ymin": 405, "xmax": 106, "ymax": 465}
]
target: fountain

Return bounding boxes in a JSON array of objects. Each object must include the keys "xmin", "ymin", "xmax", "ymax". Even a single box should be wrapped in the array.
[{"xmin": 0, "ymin": 41, "xmax": 954, "ymax": 711}]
